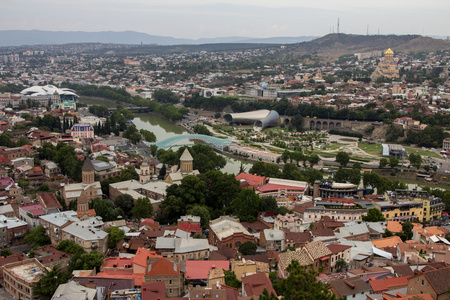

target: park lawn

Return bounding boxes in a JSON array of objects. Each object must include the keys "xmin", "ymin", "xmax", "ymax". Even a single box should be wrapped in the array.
[
  {"xmin": 403, "ymin": 146, "xmax": 441, "ymax": 159},
  {"xmin": 325, "ymin": 143, "xmax": 343, "ymax": 150},
  {"xmin": 358, "ymin": 142, "xmax": 382, "ymax": 155}
]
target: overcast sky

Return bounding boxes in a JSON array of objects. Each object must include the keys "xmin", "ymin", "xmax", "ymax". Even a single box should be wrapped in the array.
[{"xmin": 1, "ymin": 0, "xmax": 449, "ymax": 39}]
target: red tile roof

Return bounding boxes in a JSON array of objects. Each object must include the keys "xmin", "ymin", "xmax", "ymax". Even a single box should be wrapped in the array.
[
  {"xmin": 133, "ymin": 248, "xmax": 161, "ymax": 267},
  {"xmin": 236, "ymin": 173, "xmax": 265, "ymax": 189},
  {"xmin": 101, "ymin": 257, "xmax": 133, "ymax": 269},
  {"xmin": 257, "ymin": 183, "xmax": 305, "ymax": 193},
  {"xmin": 369, "ymin": 276, "xmax": 410, "ymax": 293},
  {"xmin": 185, "ymin": 261, "xmax": 230, "ymax": 280},
  {"xmin": 146, "ymin": 258, "xmax": 180, "ymax": 276},
  {"xmin": 177, "ymin": 222, "xmax": 202, "ymax": 233},
  {"xmin": 326, "ymin": 243, "xmax": 352, "ymax": 255},
  {"xmin": 242, "ymin": 273, "xmax": 277, "ymax": 298}
]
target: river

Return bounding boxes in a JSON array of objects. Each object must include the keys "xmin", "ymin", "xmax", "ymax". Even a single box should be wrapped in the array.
[{"xmin": 132, "ymin": 113, "xmax": 252, "ymax": 175}]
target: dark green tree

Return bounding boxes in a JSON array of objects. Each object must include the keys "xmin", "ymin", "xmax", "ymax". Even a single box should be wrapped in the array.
[
  {"xmin": 0, "ymin": 248, "xmax": 13, "ymax": 258},
  {"xmin": 239, "ymin": 241, "xmax": 257, "ymax": 255},
  {"xmin": 106, "ymin": 226, "xmax": 125, "ymax": 249},
  {"xmin": 335, "ymin": 259, "xmax": 348, "ymax": 273},
  {"xmin": 362, "ymin": 208, "xmax": 386, "ymax": 222},
  {"xmin": 33, "ymin": 265, "xmax": 71, "ymax": 299},
  {"xmin": 24, "ymin": 225, "xmax": 51, "ymax": 247},
  {"xmin": 224, "ymin": 270, "xmax": 241, "ymax": 289},
  {"xmin": 114, "ymin": 194, "xmax": 134, "ymax": 218},
  {"xmin": 379, "ymin": 158, "xmax": 388, "ymax": 169},
  {"xmin": 273, "ymin": 260, "xmax": 339, "ymax": 300},
  {"xmin": 389, "ymin": 157, "xmax": 399, "ymax": 169},
  {"xmin": 232, "ymin": 189, "xmax": 261, "ymax": 222},
  {"xmin": 131, "ymin": 197, "xmax": 154, "ymax": 219},
  {"xmin": 186, "ymin": 204, "xmax": 211, "ymax": 229},
  {"xmin": 56, "ymin": 240, "xmax": 85, "ymax": 255},
  {"xmin": 335, "ymin": 152, "xmax": 350, "ymax": 167}
]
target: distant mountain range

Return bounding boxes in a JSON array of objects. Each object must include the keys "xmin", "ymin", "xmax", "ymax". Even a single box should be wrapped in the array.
[{"xmin": 0, "ymin": 30, "xmax": 318, "ymax": 47}]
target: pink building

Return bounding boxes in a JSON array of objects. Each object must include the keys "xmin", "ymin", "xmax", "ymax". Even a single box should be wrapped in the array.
[{"xmin": 70, "ymin": 123, "xmax": 94, "ymax": 139}]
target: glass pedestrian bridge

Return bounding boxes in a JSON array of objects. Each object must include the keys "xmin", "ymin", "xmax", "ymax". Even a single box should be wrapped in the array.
[{"xmin": 144, "ymin": 134, "xmax": 234, "ymax": 150}]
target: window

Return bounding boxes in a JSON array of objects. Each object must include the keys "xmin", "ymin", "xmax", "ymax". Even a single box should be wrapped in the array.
[
  {"xmin": 421, "ymin": 279, "xmax": 424, "ymax": 286},
  {"xmin": 169, "ymin": 280, "xmax": 172, "ymax": 285}
]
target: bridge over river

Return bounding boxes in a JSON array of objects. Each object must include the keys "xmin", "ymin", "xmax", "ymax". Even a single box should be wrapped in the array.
[{"xmin": 144, "ymin": 134, "xmax": 234, "ymax": 150}]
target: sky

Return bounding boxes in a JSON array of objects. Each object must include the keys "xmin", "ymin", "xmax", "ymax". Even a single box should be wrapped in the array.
[{"xmin": 1, "ymin": 0, "xmax": 449, "ymax": 39}]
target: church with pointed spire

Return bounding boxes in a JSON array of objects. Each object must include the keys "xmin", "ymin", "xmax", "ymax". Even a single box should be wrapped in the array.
[
  {"xmin": 371, "ymin": 48, "xmax": 400, "ymax": 80},
  {"xmin": 164, "ymin": 148, "xmax": 199, "ymax": 185},
  {"xmin": 61, "ymin": 157, "xmax": 102, "ymax": 220}
]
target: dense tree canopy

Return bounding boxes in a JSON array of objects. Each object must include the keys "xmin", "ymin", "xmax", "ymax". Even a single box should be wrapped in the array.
[
  {"xmin": 362, "ymin": 208, "xmax": 386, "ymax": 222},
  {"xmin": 132, "ymin": 197, "xmax": 154, "ymax": 219},
  {"xmin": 24, "ymin": 225, "xmax": 51, "ymax": 247}
]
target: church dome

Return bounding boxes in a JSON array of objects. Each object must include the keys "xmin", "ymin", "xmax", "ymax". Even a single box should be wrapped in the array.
[{"xmin": 385, "ymin": 48, "xmax": 394, "ymax": 55}]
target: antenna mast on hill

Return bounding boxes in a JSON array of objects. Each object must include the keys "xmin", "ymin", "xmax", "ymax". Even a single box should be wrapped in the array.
[{"xmin": 337, "ymin": 18, "xmax": 340, "ymax": 34}]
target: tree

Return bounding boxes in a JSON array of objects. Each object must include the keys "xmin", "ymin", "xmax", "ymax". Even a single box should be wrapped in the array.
[
  {"xmin": 114, "ymin": 194, "xmax": 134, "ymax": 218},
  {"xmin": 335, "ymin": 151, "xmax": 350, "ymax": 167},
  {"xmin": 308, "ymin": 154, "xmax": 320, "ymax": 168},
  {"xmin": 232, "ymin": 189, "xmax": 261, "ymax": 223},
  {"xmin": 238, "ymin": 241, "xmax": 257, "ymax": 255},
  {"xmin": 140, "ymin": 129, "xmax": 156, "ymax": 142},
  {"xmin": 33, "ymin": 265, "xmax": 71, "ymax": 299},
  {"xmin": 69, "ymin": 250, "xmax": 104, "ymax": 272},
  {"xmin": 399, "ymin": 221, "xmax": 414, "ymax": 241},
  {"xmin": 379, "ymin": 158, "xmax": 388, "ymax": 169},
  {"xmin": 56, "ymin": 240, "xmax": 85, "ymax": 255},
  {"xmin": 106, "ymin": 226, "xmax": 125, "ymax": 249},
  {"xmin": 132, "ymin": 197, "xmax": 154, "ymax": 219},
  {"xmin": 273, "ymin": 260, "xmax": 339, "ymax": 300},
  {"xmin": 186, "ymin": 204, "xmax": 210, "ymax": 229},
  {"xmin": 259, "ymin": 288, "xmax": 278, "ymax": 300},
  {"xmin": 91, "ymin": 198, "xmax": 122, "ymax": 221},
  {"xmin": 123, "ymin": 125, "xmax": 141, "ymax": 144},
  {"xmin": 0, "ymin": 248, "xmax": 12, "ymax": 258},
  {"xmin": 389, "ymin": 156, "xmax": 399, "ymax": 169},
  {"xmin": 154, "ymin": 89, "xmax": 180, "ymax": 104},
  {"xmin": 382, "ymin": 229, "xmax": 393, "ymax": 238},
  {"xmin": 409, "ymin": 153, "xmax": 422, "ymax": 169},
  {"xmin": 24, "ymin": 225, "xmax": 51, "ymax": 247},
  {"xmin": 335, "ymin": 259, "xmax": 348, "ymax": 273},
  {"xmin": 362, "ymin": 208, "xmax": 386, "ymax": 222},
  {"xmin": 224, "ymin": 270, "xmax": 241, "ymax": 289},
  {"xmin": 193, "ymin": 125, "xmax": 212, "ymax": 136}
]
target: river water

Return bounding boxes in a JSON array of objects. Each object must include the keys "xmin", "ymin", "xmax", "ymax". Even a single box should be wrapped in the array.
[{"xmin": 132, "ymin": 113, "xmax": 252, "ymax": 175}]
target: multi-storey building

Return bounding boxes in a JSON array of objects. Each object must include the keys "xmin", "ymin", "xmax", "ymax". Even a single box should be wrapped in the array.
[
  {"xmin": 2, "ymin": 258, "xmax": 47, "ymax": 300},
  {"xmin": 209, "ymin": 216, "xmax": 254, "ymax": 250},
  {"xmin": 312, "ymin": 180, "xmax": 362, "ymax": 200},
  {"xmin": 304, "ymin": 206, "xmax": 368, "ymax": 223}
]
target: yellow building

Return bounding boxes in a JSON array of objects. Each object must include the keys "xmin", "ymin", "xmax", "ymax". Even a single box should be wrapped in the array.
[
  {"xmin": 371, "ymin": 48, "xmax": 400, "ymax": 79},
  {"xmin": 412, "ymin": 197, "xmax": 445, "ymax": 222},
  {"xmin": 373, "ymin": 201, "xmax": 423, "ymax": 222},
  {"xmin": 385, "ymin": 190, "xmax": 445, "ymax": 222}
]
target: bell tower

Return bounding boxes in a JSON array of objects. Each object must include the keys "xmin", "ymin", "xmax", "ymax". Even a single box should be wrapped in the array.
[
  {"xmin": 82, "ymin": 158, "xmax": 95, "ymax": 184},
  {"xmin": 140, "ymin": 160, "xmax": 151, "ymax": 183}
]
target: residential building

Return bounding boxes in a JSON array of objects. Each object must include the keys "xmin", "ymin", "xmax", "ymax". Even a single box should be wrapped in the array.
[
  {"xmin": 144, "ymin": 258, "xmax": 184, "ymax": 298},
  {"xmin": 43, "ymin": 161, "xmax": 62, "ymax": 179},
  {"xmin": 70, "ymin": 123, "xmax": 94, "ymax": 139},
  {"xmin": 274, "ymin": 213, "xmax": 302, "ymax": 232},
  {"xmin": 37, "ymin": 192, "xmax": 62, "ymax": 214},
  {"xmin": 373, "ymin": 201, "xmax": 423, "ymax": 222},
  {"xmin": 0, "ymin": 147, "xmax": 29, "ymax": 160},
  {"xmin": 90, "ymin": 159, "xmax": 122, "ymax": 181},
  {"xmin": 369, "ymin": 276, "xmax": 410, "ymax": 294},
  {"xmin": 407, "ymin": 266, "xmax": 450, "ymax": 299},
  {"xmin": 0, "ymin": 204, "xmax": 15, "ymax": 218},
  {"xmin": 19, "ymin": 204, "xmax": 45, "ymax": 229},
  {"xmin": 304, "ymin": 206, "xmax": 367, "ymax": 223},
  {"xmin": 0, "ymin": 215, "xmax": 28, "ymax": 246},
  {"xmin": 330, "ymin": 276, "xmax": 371, "ymax": 300},
  {"xmin": 61, "ymin": 217, "xmax": 108, "ymax": 254},
  {"xmin": 2, "ymin": 258, "xmax": 47, "ymax": 300},
  {"xmin": 209, "ymin": 216, "xmax": 255, "ymax": 250},
  {"xmin": 155, "ymin": 237, "xmax": 211, "ymax": 260},
  {"xmin": 241, "ymin": 273, "xmax": 277, "ymax": 299},
  {"xmin": 259, "ymin": 229, "xmax": 285, "ymax": 251},
  {"xmin": 184, "ymin": 260, "xmax": 229, "ymax": 285},
  {"xmin": 327, "ymin": 243, "xmax": 352, "ymax": 273},
  {"xmin": 443, "ymin": 137, "xmax": 450, "ymax": 151},
  {"xmin": 387, "ymin": 190, "xmax": 445, "ymax": 222},
  {"xmin": 51, "ymin": 281, "xmax": 96, "ymax": 300},
  {"xmin": 39, "ymin": 210, "xmax": 79, "ymax": 245},
  {"xmin": 277, "ymin": 241, "xmax": 332, "ymax": 277}
]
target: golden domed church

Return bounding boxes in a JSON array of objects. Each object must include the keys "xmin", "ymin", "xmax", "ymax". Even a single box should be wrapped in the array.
[{"xmin": 371, "ymin": 48, "xmax": 400, "ymax": 80}]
